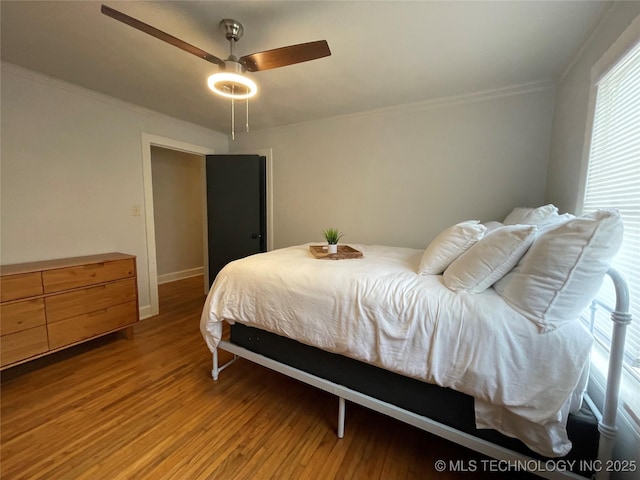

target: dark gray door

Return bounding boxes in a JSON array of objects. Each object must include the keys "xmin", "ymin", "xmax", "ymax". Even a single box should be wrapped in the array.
[{"xmin": 206, "ymin": 154, "xmax": 266, "ymax": 285}]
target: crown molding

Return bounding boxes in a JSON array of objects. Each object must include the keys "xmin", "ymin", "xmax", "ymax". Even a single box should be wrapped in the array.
[{"xmin": 257, "ymin": 79, "xmax": 554, "ymax": 134}]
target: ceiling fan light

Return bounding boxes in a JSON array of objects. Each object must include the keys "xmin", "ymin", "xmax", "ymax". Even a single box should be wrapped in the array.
[{"xmin": 207, "ymin": 72, "xmax": 257, "ymax": 99}]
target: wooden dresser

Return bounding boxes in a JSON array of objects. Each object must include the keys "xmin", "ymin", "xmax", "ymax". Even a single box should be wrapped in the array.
[{"xmin": 0, "ymin": 253, "xmax": 139, "ymax": 369}]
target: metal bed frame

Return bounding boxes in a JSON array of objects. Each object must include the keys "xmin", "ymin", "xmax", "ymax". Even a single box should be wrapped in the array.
[{"xmin": 210, "ymin": 269, "xmax": 632, "ymax": 480}]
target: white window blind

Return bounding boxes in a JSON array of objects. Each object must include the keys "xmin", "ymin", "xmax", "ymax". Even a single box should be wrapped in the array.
[{"xmin": 581, "ymin": 40, "xmax": 640, "ymax": 383}]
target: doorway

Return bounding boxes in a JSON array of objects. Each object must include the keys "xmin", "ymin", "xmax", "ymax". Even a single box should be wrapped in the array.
[
  {"xmin": 152, "ymin": 147, "xmax": 205, "ymax": 287},
  {"xmin": 141, "ymin": 134, "xmax": 214, "ymax": 318},
  {"xmin": 141, "ymin": 134, "xmax": 273, "ymax": 318}
]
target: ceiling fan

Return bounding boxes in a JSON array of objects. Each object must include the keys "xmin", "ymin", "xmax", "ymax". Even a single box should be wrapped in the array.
[{"xmin": 100, "ymin": 4, "xmax": 331, "ymax": 100}]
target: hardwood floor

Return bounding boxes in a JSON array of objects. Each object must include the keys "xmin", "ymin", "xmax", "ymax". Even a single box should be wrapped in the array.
[{"xmin": 1, "ymin": 275, "xmax": 536, "ymax": 479}]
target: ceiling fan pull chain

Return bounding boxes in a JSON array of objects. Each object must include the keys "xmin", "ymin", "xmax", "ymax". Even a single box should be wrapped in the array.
[{"xmin": 231, "ymin": 87, "xmax": 235, "ymax": 140}]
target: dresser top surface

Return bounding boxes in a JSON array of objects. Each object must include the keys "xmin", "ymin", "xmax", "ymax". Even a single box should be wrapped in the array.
[{"xmin": 0, "ymin": 253, "xmax": 135, "ymax": 277}]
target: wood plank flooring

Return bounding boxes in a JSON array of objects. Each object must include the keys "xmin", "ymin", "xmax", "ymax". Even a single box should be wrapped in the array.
[{"xmin": 1, "ymin": 275, "xmax": 536, "ymax": 479}]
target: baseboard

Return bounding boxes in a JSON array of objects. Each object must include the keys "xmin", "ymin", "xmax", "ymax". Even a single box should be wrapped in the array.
[
  {"xmin": 139, "ymin": 305, "xmax": 153, "ymax": 320},
  {"xmin": 157, "ymin": 267, "xmax": 204, "ymax": 285}
]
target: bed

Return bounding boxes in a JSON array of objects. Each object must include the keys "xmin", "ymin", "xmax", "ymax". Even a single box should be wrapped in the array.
[{"xmin": 200, "ymin": 207, "xmax": 631, "ymax": 480}]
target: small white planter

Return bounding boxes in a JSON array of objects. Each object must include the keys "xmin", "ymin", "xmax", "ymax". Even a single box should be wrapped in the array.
[{"xmin": 327, "ymin": 244, "xmax": 338, "ymax": 254}]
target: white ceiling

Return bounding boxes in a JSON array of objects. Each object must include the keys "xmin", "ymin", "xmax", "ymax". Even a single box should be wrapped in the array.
[{"xmin": 1, "ymin": 1, "xmax": 609, "ymax": 134}]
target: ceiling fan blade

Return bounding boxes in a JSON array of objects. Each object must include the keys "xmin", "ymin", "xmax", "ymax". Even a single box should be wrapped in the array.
[
  {"xmin": 240, "ymin": 40, "xmax": 331, "ymax": 72},
  {"xmin": 101, "ymin": 5, "xmax": 225, "ymax": 67}
]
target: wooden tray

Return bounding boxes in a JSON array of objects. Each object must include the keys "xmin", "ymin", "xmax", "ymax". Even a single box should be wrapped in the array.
[{"xmin": 309, "ymin": 245, "xmax": 363, "ymax": 260}]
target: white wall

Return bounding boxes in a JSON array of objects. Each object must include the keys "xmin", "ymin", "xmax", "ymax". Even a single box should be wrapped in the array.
[
  {"xmin": 0, "ymin": 63, "xmax": 228, "ymax": 314},
  {"xmin": 151, "ymin": 146, "xmax": 204, "ymax": 282},
  {"xmin": 231, "ymin": 83, "xmax": 555, "ymax": 249},
  {"xmin": 545, "ymin": 1, "xmax": 640, "ymax": 213}
]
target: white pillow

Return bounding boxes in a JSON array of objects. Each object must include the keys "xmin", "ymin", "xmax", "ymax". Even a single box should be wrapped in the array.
[
  {"xmin": 418, "ymin": 221, "xmax": 486, "ymax": 275},
  {"xmin": 483, "ymin": 221, "xmax": 504, "ymax": 234},
  {"xmin": 443, "ymin": 225, "xmax": 537, "ymax": 294},
  {"xmin": 494, "ymin": 209, "xmax": 623, "ymax": 332},
  {"xmin": 503, "ymin": 204, "xmax": 558, "ymax": 226}
]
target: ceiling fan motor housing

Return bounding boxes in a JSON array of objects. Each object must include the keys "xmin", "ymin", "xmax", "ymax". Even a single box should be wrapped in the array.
[{"xmin": 224, "ymin": 59, "xmax": 245, "ymax": 74}]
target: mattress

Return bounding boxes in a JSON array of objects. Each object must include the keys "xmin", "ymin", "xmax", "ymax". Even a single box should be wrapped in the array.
[{"xmin": 200, "ymin": 244, "xmax": 594, "ymax": 457}]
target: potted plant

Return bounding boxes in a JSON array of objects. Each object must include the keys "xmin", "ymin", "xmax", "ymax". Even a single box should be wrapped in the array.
[{"xmin": 323, "ymin": 228, "xmax": 344, "ymax": 254}]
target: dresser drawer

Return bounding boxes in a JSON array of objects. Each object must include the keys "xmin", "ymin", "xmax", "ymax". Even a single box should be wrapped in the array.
[
  {"xmin": 46, "ymin": 278, "xmax": 137, "ymax": 323},
  {"xmin": 0, "ymin": 298, "xmax": 46, "ymax": 335},
  {"xmin": 0, "ymin": 272, "xmax": 43, "ymax": 302},
  {"xmin": 47, "ymin": 301, "xmax": 137, "ymax": 349},
  {"xmin": 0, "ymin": 326, "xmax": 49, "ymax": 367},
  {"xmin": 42, "ymin": 259, "xmax": 135, "ymax": 293}
]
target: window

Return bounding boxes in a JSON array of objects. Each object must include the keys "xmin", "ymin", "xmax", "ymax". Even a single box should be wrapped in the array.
[{"xmin": 580, "ymin": 39, "xmax": 640, "ymax": 424}]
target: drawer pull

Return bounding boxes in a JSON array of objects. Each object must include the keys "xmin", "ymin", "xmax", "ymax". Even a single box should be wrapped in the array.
[{"xmin": 84, "ymin": 263, "xmax": 105, "ymax": 270}]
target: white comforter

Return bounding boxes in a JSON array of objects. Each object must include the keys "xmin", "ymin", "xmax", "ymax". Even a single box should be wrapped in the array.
[{"xmin": 200, "ymin": 244, "xmax": 593, "ymax": 457}]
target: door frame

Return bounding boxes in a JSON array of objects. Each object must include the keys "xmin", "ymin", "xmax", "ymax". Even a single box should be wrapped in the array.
[{"xmin": 141, "ymin": 133, "xmax": 215, "ymax": 318}]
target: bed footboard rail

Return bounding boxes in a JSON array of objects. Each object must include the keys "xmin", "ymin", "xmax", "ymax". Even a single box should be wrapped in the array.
[{"xmin": 595, "ymin": 268, "xmax": 632, "ymax": 480}]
